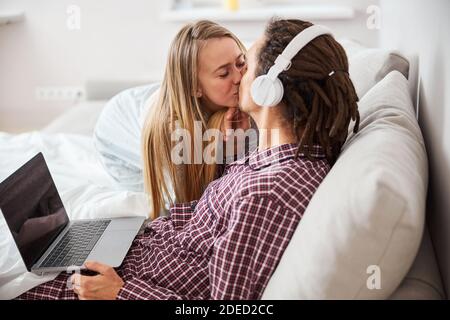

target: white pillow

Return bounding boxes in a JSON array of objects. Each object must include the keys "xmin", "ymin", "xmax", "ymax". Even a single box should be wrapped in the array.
[
  {"xmin": 262, "ymin": 71, "xmax": 428, "ymax": 299},
  {"xmin": 339, "ymin": 39, "xmax": 410, "ymax": 99},
  {"xmin": 93, "ymin": 84, "xmax": 159, "ymax": 192},
  {"xmin": 42, "ymin": 101, "xmax": 106, "ymax": 136}
]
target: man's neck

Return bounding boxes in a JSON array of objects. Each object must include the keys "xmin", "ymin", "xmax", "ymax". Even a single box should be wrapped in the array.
[{"xmin": 251, "ymin": 107, "xmax": 298, "ymax": 150}]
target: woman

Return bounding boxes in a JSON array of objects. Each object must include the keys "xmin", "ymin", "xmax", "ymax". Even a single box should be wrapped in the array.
[
  {"xmin": 94, "ymin": 20, "xmax": 250, "ymax": 220},
  {"xmin": 141, "ymin": 20, "xmax": 251, "ymax": 220}
]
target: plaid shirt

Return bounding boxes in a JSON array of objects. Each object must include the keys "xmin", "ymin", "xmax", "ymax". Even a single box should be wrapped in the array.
[{"xmin": 18, "ymin": 143, "xmax": 329, "ymax": 300}]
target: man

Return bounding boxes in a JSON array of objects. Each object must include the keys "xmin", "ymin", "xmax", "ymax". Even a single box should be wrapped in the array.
[{"xmin": 19, "ymin": 19, "xmax": 358, "ymax": 300}]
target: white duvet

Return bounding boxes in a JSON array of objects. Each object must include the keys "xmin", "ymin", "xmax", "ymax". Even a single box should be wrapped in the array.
[{"xmin": 0, "ymin": 131, "xmax": 149, "ymax": 299}]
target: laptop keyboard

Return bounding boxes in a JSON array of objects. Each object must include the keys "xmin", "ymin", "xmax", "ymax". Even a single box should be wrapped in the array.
[{"xmin": 40, "ymin": 220, "xmax": 111, "ymax": 268}]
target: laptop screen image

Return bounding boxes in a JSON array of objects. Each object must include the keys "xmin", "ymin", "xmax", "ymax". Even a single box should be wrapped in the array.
[{"xmin": 0, "ymin": 153, "xmax": 69, "ymax": 270}]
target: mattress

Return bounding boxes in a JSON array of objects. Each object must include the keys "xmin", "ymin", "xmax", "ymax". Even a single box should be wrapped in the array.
[{"xmin": 0, "ymin": 104, "xmax": 150, "ymax": 299}]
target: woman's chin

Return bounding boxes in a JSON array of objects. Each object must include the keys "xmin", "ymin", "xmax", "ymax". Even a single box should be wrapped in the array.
[
  {"xmin": 216, "ymin": 97, "xmax": 239, "ymax": 109},
  {"xmin": 227, "ymin": 100, "xmax": 239, "ymax": 108}
]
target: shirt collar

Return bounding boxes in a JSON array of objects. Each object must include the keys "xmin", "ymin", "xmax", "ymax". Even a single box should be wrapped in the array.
[{"xmin": 234, "ymin": 143, "xmax": 326, "ymax": 171}]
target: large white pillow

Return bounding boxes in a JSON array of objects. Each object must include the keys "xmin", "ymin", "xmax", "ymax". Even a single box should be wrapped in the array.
[
  {"xmin": 339, "ymin": 39, "xmax": 410, "ymax": 99},
  {"xmin": 42, "ymin": 101, "xmax": 106, "ymax": 136},
  {"xmin": 262, "ymin": 71, "xmax": 428, "ymax": 299},
  {"xmin": 93, "ymin": 83, "xmax": 159, "ymax": 192}
]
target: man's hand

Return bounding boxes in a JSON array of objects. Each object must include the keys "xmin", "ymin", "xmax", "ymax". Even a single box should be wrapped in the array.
[
  {"xmin": 71, "ymin": 261, "xmax": 124, "ymax": 300},
  {"xmin": 223, "ymin": 108, "xmax": 251, "ymax": 141}
]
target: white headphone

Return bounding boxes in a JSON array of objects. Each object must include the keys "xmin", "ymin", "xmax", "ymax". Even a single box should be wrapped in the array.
[{"xmin": 250, "ymin": 25, "xmax": 333, "ymax": 108}]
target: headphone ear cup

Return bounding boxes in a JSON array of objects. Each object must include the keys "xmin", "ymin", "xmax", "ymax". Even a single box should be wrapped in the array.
[
  {"xmin": 251, "ymin": 75, "xmax": 284, "ymax": 107},
  {"xmin": 271, "ymin": 78, "xmax": 284, "ymax": 106}
]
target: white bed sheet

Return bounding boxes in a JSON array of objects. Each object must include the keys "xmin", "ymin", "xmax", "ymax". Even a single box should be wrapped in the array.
[{"xmin": 0, "ymin": 131, "xmax": 149, "ymax": 299}]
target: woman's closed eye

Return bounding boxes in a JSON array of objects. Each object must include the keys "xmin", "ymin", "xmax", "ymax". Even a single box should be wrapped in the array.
[
  {"xmin": 219, "ymin": 71, "xmax": 229, "ymax": 78},
  {"xmin": 237, "ymin": 60, "xmax": 246, "ymax": 69},
  {"xmin": 219, "ymin": 61, "xmax": 247, "ymax": 78}
]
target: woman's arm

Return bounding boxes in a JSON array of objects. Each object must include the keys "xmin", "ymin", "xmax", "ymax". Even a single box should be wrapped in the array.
[{"xmin": 205, "ymin": 108, "xmax": 253, "ymax": 183}]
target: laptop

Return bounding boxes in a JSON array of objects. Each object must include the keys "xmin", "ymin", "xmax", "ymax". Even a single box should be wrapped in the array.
[{"xmin": 0, "ymin": 152, "xmax": 146, "ymax": 275}]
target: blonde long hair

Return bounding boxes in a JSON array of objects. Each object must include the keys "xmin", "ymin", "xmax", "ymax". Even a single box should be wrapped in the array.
[{"xmin": 142, "ymin": 21, "xmax": 244, "ymax": 219}]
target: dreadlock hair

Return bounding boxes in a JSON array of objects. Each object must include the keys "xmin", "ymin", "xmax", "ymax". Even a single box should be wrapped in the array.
[{"xmin": 256, "ymin": 19, "xmax": 360, "ymax": 164}]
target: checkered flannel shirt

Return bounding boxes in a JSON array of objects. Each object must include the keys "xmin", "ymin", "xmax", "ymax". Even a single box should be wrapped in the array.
[{"xmin": 19, "ymin": 143, "xmax": 330, "ymax": 300}]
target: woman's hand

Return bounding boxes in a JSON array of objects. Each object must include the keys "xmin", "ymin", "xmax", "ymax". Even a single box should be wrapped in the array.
[
  {"xmin": 223, "ymin": 107, "xmax": 250, "ymax": 141},
  {"xmin": 71, "ymin": 261, "xmax": 124, "ymax": 300}
]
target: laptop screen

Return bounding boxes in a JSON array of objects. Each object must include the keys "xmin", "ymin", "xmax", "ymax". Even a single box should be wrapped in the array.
[{"xmin": 0, "ymin": 153, "xmax": 69, "ymax": 270}]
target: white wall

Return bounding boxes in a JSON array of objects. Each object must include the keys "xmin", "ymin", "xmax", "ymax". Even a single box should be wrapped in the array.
[
  {"xmin": 379, "ymin": 0, "xmax": 450, "ymax": 298},
  {"xmin": 0, "ymin": 0, "xmax": 175, "ymax": 131},
  {"xmin": 0, "ymin": 0, "xmax": 378, "ymax": 132}
]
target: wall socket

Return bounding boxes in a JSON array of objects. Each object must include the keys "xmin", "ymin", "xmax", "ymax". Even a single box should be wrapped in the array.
[{"xmin": 35, "ymin": 86, "xmax": 85, "ymax": 102}]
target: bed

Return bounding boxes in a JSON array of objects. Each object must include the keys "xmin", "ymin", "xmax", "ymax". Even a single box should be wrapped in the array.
[
  {"xmin": 0, "ymin": 39, "xmax": 445, "ymax": 300},
  {"xmin": 0, "ymin": 99, "xmax": 151, "ymax": 299}
]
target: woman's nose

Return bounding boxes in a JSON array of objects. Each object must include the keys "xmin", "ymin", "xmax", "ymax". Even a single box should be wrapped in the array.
[
  {"xmin": 240, "ymin": 64, "xmax": 248, "ymax": 76},
  {"xmin": 232, "ymin": 67, "xmax": 243, "ymax": 84}
]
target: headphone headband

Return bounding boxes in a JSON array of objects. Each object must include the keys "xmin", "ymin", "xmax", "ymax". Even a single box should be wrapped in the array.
[
  {"xmin": 251, "ymin": 24, "xmax": 334, "ymax": 108},
  {"xmin": 269, "ymin": 25, "xmax": 333, "ymax": 80}
]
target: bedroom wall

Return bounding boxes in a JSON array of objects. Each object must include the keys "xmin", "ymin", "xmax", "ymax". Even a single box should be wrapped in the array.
[
  {"xmin": 0, "ymin": 0, "xmax": 378, "ymax": 132},
  {"xmin": 379, "ymin": 0, "xmax": 450, "ymax": 298}
]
